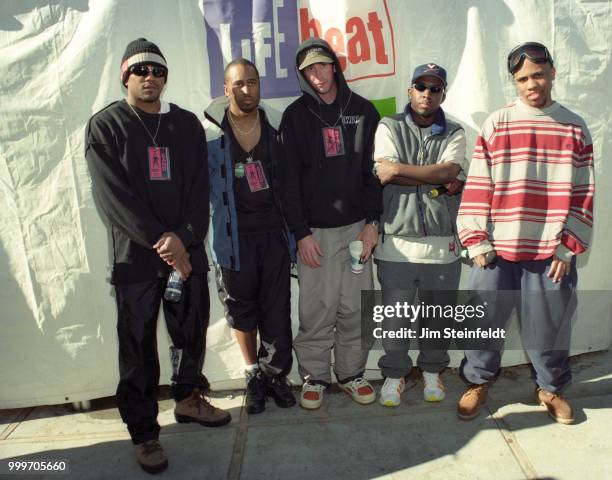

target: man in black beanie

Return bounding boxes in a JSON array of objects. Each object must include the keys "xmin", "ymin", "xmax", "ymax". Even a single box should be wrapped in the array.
[{"xmin": 85, "ymin": 38, "xmax": 230, "ymax": 474}]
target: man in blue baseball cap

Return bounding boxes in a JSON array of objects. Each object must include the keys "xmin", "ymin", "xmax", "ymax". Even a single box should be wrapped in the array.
[{"xmin": 373, "ymin": 63, "xmax": 469, "ymax": 407}]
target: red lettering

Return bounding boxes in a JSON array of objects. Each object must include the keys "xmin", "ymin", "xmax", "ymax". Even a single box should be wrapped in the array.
[
  {"xmin": 324, "ymin": 28, "xmax": 347, "ymax": 71},
  {"xmin": 346, "ymin": 17, "xmax": 371, "ymax": 64},
  {"xmin": 297, "ymin": 7, "xmax": 393, "ymax": 76},
  {"xmin": 367, "ymin": 12, "xmax": 388, "ymax": 64},
  {"xmin": 299, "ymin": 8, "xmax": 321, "ymax": 40}
]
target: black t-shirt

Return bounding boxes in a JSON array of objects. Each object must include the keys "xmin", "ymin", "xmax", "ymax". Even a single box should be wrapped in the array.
[{"xmin": 227, "ymin": 124, "xmax": 283, "ymax": 233}]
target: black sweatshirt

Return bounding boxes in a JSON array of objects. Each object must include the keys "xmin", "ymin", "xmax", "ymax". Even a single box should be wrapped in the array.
[
  {"xmin": 85, "ymin": 100, "xmax": 209, "ymax": 284},
  {"xmin": 280, "ymin": 38, "xmax": 382, "ymax": 241}
]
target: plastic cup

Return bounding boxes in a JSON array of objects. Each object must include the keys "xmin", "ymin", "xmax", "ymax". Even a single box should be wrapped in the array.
[{"xmin": 349, "ymin": 240, "xmax": 364, "ymax": 274}]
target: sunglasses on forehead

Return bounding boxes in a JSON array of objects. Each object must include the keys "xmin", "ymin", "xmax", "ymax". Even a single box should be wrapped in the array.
[
  {"xmin": 507, "ymin": 42, "xmax": 553, "ymax": 74},
  {"xmin": 412, "ymin": 83, "xmax": 445, "ymax": 94},
  {"xmin": 129, "ymin": 64, "xmax": 167, "ymax": 78}
]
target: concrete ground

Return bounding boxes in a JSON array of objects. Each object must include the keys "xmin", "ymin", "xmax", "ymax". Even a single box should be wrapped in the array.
[{"xmin": 1, "ymin": 350, "xmax": 611, "ymax": 480}]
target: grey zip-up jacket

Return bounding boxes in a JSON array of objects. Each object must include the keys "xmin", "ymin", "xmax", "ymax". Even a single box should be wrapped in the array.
[{"xmin": 380, "ymin": 105, "xmax": 464, "ymax": 237}]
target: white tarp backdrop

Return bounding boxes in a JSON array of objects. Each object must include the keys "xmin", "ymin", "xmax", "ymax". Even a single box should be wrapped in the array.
[{"xmin": 0, "ymin": 0, "xmax": 610, "ymax": 408}]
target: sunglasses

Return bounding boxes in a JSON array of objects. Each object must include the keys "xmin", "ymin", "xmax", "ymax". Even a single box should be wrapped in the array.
[
  {"xmin": 507, "ymin": 42, "xmax": 553, "ymax": 74},
  {"xmin": 129, "ymin": 64, "xmax": 167, "ymax": 78},
  {"xmin": 412, "ymin": 83, "xmax": 444, "ymax": 94}
]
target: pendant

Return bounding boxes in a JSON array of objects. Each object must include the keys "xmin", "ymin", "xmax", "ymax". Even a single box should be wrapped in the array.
[{"xmin": 234, "ymin": 162, "xmax": 245, "ymax": 178}]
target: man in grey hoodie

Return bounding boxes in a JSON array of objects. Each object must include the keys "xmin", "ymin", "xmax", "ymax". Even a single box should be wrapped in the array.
[{"xmin": 280, "ymin": 38, "xmax": 382, "ymax": 409}]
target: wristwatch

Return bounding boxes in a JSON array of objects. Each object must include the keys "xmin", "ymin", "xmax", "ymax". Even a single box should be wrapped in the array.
[{"xmin": 368, "ymin": 220, "xmax": 380, "ymax": 229}]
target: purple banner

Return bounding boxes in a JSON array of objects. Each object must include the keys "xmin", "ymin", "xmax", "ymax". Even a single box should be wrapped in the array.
[{"xmin": 203, "ymin": 0, "xmax": 301, "ymax": 99}]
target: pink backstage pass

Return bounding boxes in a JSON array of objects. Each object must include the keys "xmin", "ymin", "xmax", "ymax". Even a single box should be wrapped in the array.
[{"xmin": 148, "ymin": 147, "xmax": 171, "ymax": 180}]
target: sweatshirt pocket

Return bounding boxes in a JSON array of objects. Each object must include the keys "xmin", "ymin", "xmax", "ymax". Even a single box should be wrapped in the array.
[
  {"xmin": 421, "ymin": 191, "xmax": 457, "ymax": 236},
  {"xmin": 382, "ymin": 186, "xmax": 423, "ymax": 236}
]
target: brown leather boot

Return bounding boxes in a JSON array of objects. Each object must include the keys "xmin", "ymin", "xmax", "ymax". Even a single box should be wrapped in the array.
[
  {"xmin": 174, "ymin": 389, "xmax": 231, "ymax": 427},
  {"xmin": 134, "ymin": 439, "xmax": 168, "ymax": 474},
  {"xmin": 536, "ymin": 388, "xmax": 574, "ymax": 425},
  {"xmin": 457, "ymin": 383, "xmax": 490, "ymax": 420}
]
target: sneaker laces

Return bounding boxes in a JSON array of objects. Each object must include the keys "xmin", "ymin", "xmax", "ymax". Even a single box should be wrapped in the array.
[
  {"xmin": 382, "ymin": 378, "xmax": 403, "ymax": 394},
  {"xmin": 303, "ymin": 382, "xmax": 325, "ymax": 393},
  {"xmin": 248, "ymin": 373, "xmax": 266, "ymax": 395},
  {"xmin": 245, "ymin": 368, "xmax": 259, "ymax": 382},
  {"xmin": 423, "ymin": 373, "xmax": 444, "ymax": 391},
  {"xmin": 345, "ymin": 377, "xmax": 372, "ymax": 393},
  {"xmin": 270, "ymin": 376, "xmax": 291, "ymax": 392}
]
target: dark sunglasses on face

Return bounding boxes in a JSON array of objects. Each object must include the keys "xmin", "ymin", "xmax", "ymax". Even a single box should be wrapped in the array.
[
  {"xmin": 413, "ymin": 83, "xmax": 444, "ymax": 94},
  {"xmin": 507, "ymin": 42, "xmax": 553, "ymax": 74},
  {"xmin": 129, "ymin": 64, "xmax": 167, "ymax": 78}
]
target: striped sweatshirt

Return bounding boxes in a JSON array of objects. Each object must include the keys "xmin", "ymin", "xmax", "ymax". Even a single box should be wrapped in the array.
[{"xmin": 457, "ymin": 99, "xmax": 594, "ymax": 262}]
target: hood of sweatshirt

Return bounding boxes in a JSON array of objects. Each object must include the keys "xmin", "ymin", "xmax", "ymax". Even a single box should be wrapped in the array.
[{"xmin": 294, "ymin": 37, "xmax": 349, "ymax": 105}]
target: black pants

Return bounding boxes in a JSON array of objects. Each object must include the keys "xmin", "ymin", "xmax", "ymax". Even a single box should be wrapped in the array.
[
  {"xmin": 216, "ymin": 230, "xmax": 293, "ymax": 377},
  {"xmin": 115, "ymin": 273, "xmax": 210, "ymax": 444}
]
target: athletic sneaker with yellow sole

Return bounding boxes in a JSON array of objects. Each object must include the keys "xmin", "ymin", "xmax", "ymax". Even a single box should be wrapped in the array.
[
  {"xmin": 379, "ymin": 377, "xmax": 406, "ymax": 407},
  {"xmin": 422, "ymin": 372, "xmax": 445, "ymax": 402}
]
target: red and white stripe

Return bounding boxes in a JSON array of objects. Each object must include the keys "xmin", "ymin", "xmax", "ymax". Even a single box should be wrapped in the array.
[{"xmin": 457, "ymin": 100, "xmax": 595, "ymax": 262}]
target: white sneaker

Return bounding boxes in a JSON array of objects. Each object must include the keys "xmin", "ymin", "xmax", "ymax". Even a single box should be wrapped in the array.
[
  {"xmin": 338, "ymin": 377, "xmax": 376, "ymax": 405},
  {"xmin": 299, "ymin": 382, "xmax": 326, "ymax": 410},
  {"xmin": 423, "ymin": 372, "xmax": 445, "ymax": 402},
  {"xmin": 379, "ymin": 377, "xmax": 406, "ymax": 407}
]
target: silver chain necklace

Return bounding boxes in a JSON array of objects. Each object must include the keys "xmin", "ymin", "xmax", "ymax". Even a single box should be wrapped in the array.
[
  {"xmin": 228, "ymin": 109, "xmax": 259, "ymax": 136},
  {"xmin": 307, "ymin": 90, "xmax": 353, "ymax": 127},
  {"xmin": 127, "ymin": 101, "xmax": 162, "ymax": 146}
]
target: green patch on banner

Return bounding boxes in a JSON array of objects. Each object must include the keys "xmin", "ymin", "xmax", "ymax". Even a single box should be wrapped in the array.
[{"xmin": 370, "ymin": 96, "xmax": 397, "ymax": 118}]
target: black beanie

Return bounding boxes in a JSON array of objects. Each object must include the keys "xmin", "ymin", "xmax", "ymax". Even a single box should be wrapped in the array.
[{"xmin": 120, "ymin": 38, "xmax": 168, "ymax": 85}]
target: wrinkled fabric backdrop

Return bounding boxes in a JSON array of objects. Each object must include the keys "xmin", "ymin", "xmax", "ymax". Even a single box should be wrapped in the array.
[{"xmin": 1, "ymin": 0, "xmax": 610, "ymax": 408}]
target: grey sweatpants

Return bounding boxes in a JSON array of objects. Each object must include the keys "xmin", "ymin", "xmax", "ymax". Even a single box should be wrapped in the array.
[
  {"xmin": 376, "ymin": 259, "xmax": 461, "ymax": 378},
  {"xmin": 294, "ymin": 221, "xmax": 373, "ymax": 384}
]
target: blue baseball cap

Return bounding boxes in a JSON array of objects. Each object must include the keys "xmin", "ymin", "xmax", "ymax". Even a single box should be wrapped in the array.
[{"xmin": 411, "ymin": 63, "xmax": 447, "ymax": 86}]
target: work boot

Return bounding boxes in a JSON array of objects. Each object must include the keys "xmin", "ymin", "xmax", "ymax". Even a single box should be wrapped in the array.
[
  {"xmin": 457, "ymin": 383, "xmax": 490, "ymax": 420},
  {"xmin": 266, "ymin": 375, "xmax": 296, "ymax": 408},
  {"xmin": 246, "ymin": 369, "xmax": 267, "ymax": 414},
  {"xmin": 536, "ymin": 388, "xmax": 574, "ymax": 425},
  {"xmin": 134, "ymin": 439, "xmax": 168, "ymax": 474},
  {"xmin": 174, "ymin": 389, "xmax": 231, "ymax": 427}
]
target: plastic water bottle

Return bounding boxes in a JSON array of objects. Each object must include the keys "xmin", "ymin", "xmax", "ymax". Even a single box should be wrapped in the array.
[{"xmin": 164, "ymin": 269, "xmax": 183, "ymax": 302}]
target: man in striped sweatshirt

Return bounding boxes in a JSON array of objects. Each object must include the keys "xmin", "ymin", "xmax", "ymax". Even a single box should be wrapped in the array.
[{"xmin": 456, "ymin": 42, "xmax": 595, "ymax": 424}]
